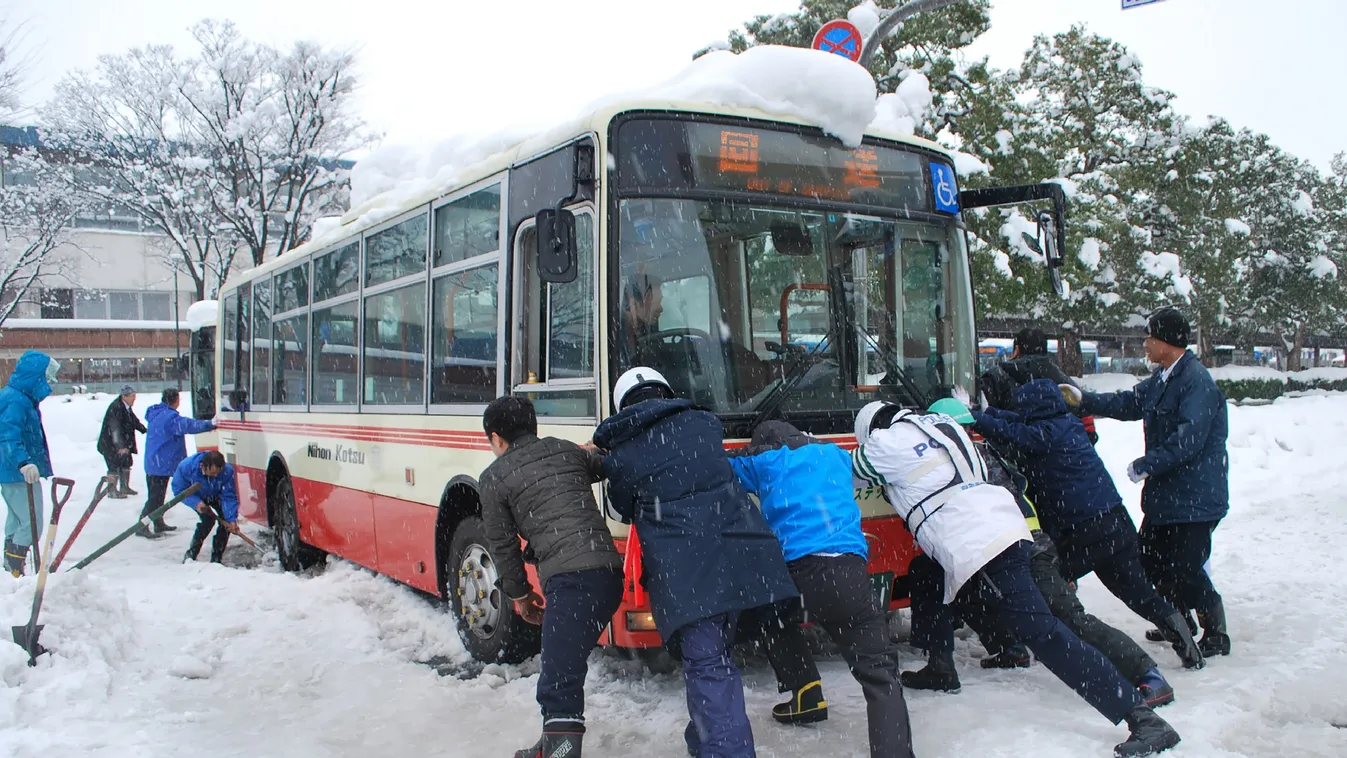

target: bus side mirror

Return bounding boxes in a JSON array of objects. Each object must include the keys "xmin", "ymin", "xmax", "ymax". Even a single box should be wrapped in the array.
[
  {"xmin": 1036, "ymin": 211, "xmax": 1066, "ymax": 298},
  {"xmin": 535, "ymin": 208, "xmax": 577, "ymax": 284}
]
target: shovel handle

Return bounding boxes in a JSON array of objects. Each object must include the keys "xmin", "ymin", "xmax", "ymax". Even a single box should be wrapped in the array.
[{"xmin": 50, "ymin": 477, "xmax": 75, "ymax": 513}]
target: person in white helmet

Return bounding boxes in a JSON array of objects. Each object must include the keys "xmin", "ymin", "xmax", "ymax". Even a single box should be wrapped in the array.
[
  {"xmin": 851, "ymin": 399, "xmax": 1181, "ymax": 758},
  {"xmin": 593, "ymin": 367, "xmax": 798, "ymax": 758}
]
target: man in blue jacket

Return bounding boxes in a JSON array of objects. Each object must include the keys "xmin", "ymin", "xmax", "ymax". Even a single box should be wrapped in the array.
[
  {"xmin": 172, "ymin": 450, "xmax": 240, "ymax": 564},
  {"xmin": 973, "ymin": 378, "xmax": 1204, "ymax": 670},
  {"xmin": 730, "ymin": 420, "xmax": 913, "ymax": 758},
  {"xmin": 1063, "ymin": 307, "xmax": 1231, "ymax": 657},
  {"xmin": 139, "ymin": 388, "xmax": 215, "ymax": 539},
  {"xmin": 1, "ymin": 351, "xmax": 58, "ymax": 577},
  {"xmin": 593, "ymin": 367, "xmax": 797, "ymax": 758}
]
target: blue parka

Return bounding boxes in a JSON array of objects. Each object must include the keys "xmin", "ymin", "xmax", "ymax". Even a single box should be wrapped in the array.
[
  {"xmin": 593, "ymin": 398, "xmax": 797, "ymax": 638},
  {"xmin": 972, "ymin": 378, "xmax": 1122, "ymax": 536},
  {"xmin": 0, "ymin": 351, "xmax": 54, "ymax": 483},
  {"xmin": 144, "ymin": 403, "xmax": 215, "ymax": 477},
  {"xmin": 728, "ymin": 421, "xmax": 868, "ymax": 563},
  {"xmin": 1080, "ymin": 351, "xmax": 1229, "ymax": 525},
  {"xmin": 171, "ymin": 452, "xmax": 239, "ymax": 523}
]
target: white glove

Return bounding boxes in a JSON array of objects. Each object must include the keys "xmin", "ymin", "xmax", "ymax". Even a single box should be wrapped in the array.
[
  {"xmin": 19, "ymin": 464, "xmax": 40, "ymax": 484},
  {"xmin": 1059, "ymin": 384, "xmax": 1083, "ymax": 408},
  {"xmin": 1126, "ymin": 462, "xmax": 1148, "ymax": 484}
]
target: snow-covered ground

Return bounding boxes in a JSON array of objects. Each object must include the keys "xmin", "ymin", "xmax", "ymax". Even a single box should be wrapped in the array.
[{"xmin": 2, "ymin": 391, "xmax": 1346, "ymax": 757}]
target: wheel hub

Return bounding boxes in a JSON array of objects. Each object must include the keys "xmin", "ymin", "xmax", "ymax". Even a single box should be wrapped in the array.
[{"xmin": 458, "ymin": 545, "xmax": 501, "ymax": 639}]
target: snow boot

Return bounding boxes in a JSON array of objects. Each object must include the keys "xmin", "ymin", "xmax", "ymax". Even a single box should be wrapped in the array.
[
  {"xmin": 900, "ymin": 653, "xmax": 961, "ymax": 693},
  {"xmin": 118, "ymin": 470, "xmax": 137, "ymax": 497},
  {"xmin": 980, "ymin": 644, "xmax": 1031, "ymax": 669},
  {"xmin": 1157, "ymin": 611, "xmax": 1205, "ymax": 670},
  {"xmin": 1145, "ymin": 613, "xmax": 1195, "ymax": 643},
  {"xmin": 135, "ymin": 524, "xmax": 163, "ymax": 540},
  {"xmin": 772, "ymin": 679, "xmax": 828, "ymax": 724},
  {"xmin": 514, "ymin": 717, "xmax": 584, "ymax": 758},
  {"xmin": 153, "ymin": 518, "xmax": 178, "ymax": 534},
  {"xmin": 1113, "ymin": 705, "xmax": 1181, "ymax": 757},
  {"xmin": 1196, "ymin": 599, "xmax": 1231, "ymax": 657},
  {"xmin": 4, "ymin": 540, "xmax": 27, "ymax": 577},
  {"xmin": 1136, "ymin": 667, "xmax": 1175, "ymax": 709}
]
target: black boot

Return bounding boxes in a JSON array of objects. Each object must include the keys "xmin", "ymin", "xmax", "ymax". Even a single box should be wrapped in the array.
[
  {"xmin": 514, "ymin": 717, "xmax": 584, "ymax": 758},
  {"xmin": 1136, "ymin": 667, "xmax": 1175, "ymax": 709},
  {"xmin": 1145, "ymin": 613, "xmax": 1195, "ymax": 643},
  {"xmin": 772, "ymin": 679, "xmax": 828, "ymax": 724},
  {"xmin": 980, "ymin": 643, "xmax": 1031, "ymax": 669},
  {"xmin": 1157, "ymin": 611, "xmax": 1205, "ymax": 670},
  {"xmin": 1114, "ymin": 706, "xmax": 1181, "ymax": 757},
  {"xmin": 900, "ymin": 653, "xmax": 961, "ymax": 693},
  {"xmin": 1196, "ymin": 599, "xmax": 1231, "ymax": 657},
  {"xmin": 4, "ymin": 540, "xmax": 27, "ymax": 577},
  {"xmin": 119, "ymin": 470, "xmax": 137, "ymax": 496},
  {"xmin": 153, "ymin": 519, "xmax": 178, "ymax": 534}
]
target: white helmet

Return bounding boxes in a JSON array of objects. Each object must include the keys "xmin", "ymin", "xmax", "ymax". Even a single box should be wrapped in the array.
[
  {"xmin": 613, "ymin": 367, "xmax": 671, "ymax": 411},
  {"xmin": 855, "ymin": 400, "xmax": 900, "ymax": 445}
]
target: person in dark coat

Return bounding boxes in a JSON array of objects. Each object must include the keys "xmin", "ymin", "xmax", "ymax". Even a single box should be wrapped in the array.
[
  {"xmin": 593, "ymin": 367, "xmax": 797, "ymax": 758},
  {"xmin": 729, "ymin": 420, "xmax": 914, "ymax": 758},
  {"xmin": 972, "ymin": 378, "xmax": 1205, "ymax": 670},
  {"xmin": 1065, "ymin": 306, "xmax": 1231, "ymax": 657},
  {"xmin": 1, "ymin": 350, "xmax": 57, "ymax": 577},
  {"xmin": 139, "ymin": 388, "xmax": 215, "ymax": 538},
  {"xmin": 96, "ymin": 384, "xmax": 146, "ymax": 499},
  {"xmin": 981, "ymin": 328, "xmax": 1098, "ymax": 444},
  {"xmin": 172, "ymin": 450, "xmax": 240, "ymax": 564},
  {"xmin": 478, "ymin": 396, "xmax": 623, "ymax": 758}
]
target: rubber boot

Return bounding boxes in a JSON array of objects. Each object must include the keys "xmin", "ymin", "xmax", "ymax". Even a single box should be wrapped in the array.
[
  {"xmin": 153, "ymin": 518, "xmax": 178, "ymax": 534},
  {"xmin": 980, "ymin": 643, "xmax": 1031, "ymax": 669},
  {"xmin": 135, "ymin": 524, "xmax": 162, "ymax": 540},
  {"xmin": 118, "ymin": 470, "xmax": 137, "ymax": 496},
  {"xmin": 772, "ymin": 679, "xmax": 828, "ymax": 724},
  {"xmin": 1157, "ymin": 611, "xmax": 1205, "ymax": 670},
  {"xmin": 1196, "ymin": 599, "xmax": 1231, "ymax": 657},
  {"xmin": 4, "ymin": 540, "xmax": 27, "ymax": 577},
  {"xmin": 514, "ymin": 717, "xmax": 584, "ymax": 758},
  {"xmin": 1136, "ymin": 667, "xmax": 1175, "ymax": 709},
  {"xmin": 1113, "ymin": 705, "xmax": 1181, "ymax": 757},
  {"xmin": 1145, "ymin": 613, "xmax": 1195, "ymax": 643},
  {"xmin": 900, "ymin": 652, "xmax": 961, "ymax": 693}
]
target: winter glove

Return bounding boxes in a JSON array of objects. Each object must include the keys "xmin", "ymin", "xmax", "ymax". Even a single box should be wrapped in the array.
[
  {"xmin": 19, "ymin": 464, "xmax": 39, "ymax": 484},
  {"xmin": 1058, "ymin": 383, "xmax": 1083, "ymax": 408},
  {"xmin": 1127, "ymin": 461, "xmax": 1149, "ymax": 484}
]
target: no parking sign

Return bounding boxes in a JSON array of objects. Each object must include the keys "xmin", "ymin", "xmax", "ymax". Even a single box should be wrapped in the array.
[{"xmin": 811, "ymin": 20, "xmax": 864, "ymax": 63}]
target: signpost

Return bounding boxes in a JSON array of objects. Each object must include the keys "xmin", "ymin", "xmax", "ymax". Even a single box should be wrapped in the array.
[
  {"xmin": 1122, "ymin": 0, "xmax": 1169, "ymax": 8},
  {"xmin": 811, "ymin": 20, "xmax": 864, "ymax": 63}
]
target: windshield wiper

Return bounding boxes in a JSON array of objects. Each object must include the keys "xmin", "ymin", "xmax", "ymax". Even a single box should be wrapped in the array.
[
  {"xmin": 746, "ymin": 328, "xmax": 835, "ymax": 432},
  {"xmin": 858, "ymin": 328, "xmax": 931, "ymax": 410}
]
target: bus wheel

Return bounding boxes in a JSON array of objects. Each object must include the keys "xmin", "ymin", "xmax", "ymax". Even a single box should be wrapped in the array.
[
  {"xmin": 274, "ymin": 475, "xmax": 325, "ymax": 572},
  {"xmin": 446, "ymin": 516, "xmax": 540, "ymax": 664}
]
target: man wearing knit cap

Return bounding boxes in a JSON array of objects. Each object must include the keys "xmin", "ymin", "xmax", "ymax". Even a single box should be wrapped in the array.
[{"xmin": 1059, "ymin": 306, "xmax": 1232, "ymax": 658}]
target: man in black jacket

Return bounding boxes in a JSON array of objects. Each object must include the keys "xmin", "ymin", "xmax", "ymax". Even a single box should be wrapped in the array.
[
  {"xmin": 982, "ymin": 328, "xmax": 1098, "ymax": 444},
  {"xmin": 479, "ymin": 396, "xmax": 623, "ymax": 758},
  {"xmin": 96, "ymin": 385, "xmax": 146, "ymax": 498}
]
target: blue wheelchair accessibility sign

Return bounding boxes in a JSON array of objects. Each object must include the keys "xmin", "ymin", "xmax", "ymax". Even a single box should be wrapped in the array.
[{"xmin": 929, "ymin": 163, "xmax": 959, "ymax": 215}]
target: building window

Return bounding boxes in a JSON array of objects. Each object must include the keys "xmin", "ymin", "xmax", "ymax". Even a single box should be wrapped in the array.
[
  {"xmin": 431, "ymin": 265, "xmax": 498, "ymax": 404},
  {"xmin": 142, "ymin": 293, "xmax": 172, "ymax": 321},
  {"xmin": 363, "ymin": 282, "xmax": 426, "ymax": 405},
  {"xmin": 434, "ymin": 186, "xmax": 500, "ymax": 267},
  {"xmin": 366, "ymin": 213, "xmax": 428, "ymax": 287},
  {"xmin": 312, "ymin": 301, "xmax": 358, "ymax": 405},
  {"xmin": 74, "ymin": 291, "xmax": 107, "ymax": 319},
  {"xmin": 41, "ymin": 289, "xmax": 72, "ymax": 319},
  {"xmin": 110, "ymin": 292, "xmax": 139, "ymax": 320}
]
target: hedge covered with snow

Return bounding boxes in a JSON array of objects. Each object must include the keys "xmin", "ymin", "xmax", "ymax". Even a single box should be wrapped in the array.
[{"xmin": 1078, "ymin": 367, "xmax": 1347, "ymax": 402}]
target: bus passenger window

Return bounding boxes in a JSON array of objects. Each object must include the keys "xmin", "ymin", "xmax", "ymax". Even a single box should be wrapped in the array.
[
  {"xmin": 363, "ymin": 282, "xmax": 427, "ymax": 406},
  {"xmin": 431, "ymin": 265, "xmax": 498, "ymax": 404},
  {"xmin": 312, "ymin": 302, "xmax": 358, "ymax": 405},
  {"xmin": 252, "ymin": 278, "xmax": 272, "ymax": 406},
  {"xmin": 273, "ymin": 312, "xmax": 307, "ymax": 406},
  {"xmin": 366, "ymin": 213, "xmax": 429, "ymax": 286},
  {"xmin": 435, "ymin": 186, "xmax": 500, "ymax": 266}
]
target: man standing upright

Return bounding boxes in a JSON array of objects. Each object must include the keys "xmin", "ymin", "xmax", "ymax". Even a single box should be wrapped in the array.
[
  {"xmin": 0, "ymin": 351, "xmax": 57, "ymax": 577},
  {"xmin": 140, "ymin": 388, "xmax": 215, "ymax": 538},
  {"xmin": 1063, "ymin": 306, "xmax": 1231, "ymax": 657},
  {"xmin": 97, "ymin": 384, "xmax": 146, "ymax": 499}
]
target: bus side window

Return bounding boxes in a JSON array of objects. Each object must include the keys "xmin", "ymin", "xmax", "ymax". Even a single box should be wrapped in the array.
[{"xmin": 516, "ymin": 212, "xmax": 596, "ymax": 417}]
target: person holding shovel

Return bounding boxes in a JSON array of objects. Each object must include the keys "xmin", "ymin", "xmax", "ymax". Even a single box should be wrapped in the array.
[
  {"xmin": 1, "ymin": 351, "xmax": 59, "ymax": 578},
  {"xmin": 171, "ymin": 450, "xmax": 240, "ymax": 564}
]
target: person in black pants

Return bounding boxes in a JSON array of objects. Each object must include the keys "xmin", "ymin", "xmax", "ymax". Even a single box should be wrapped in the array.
[
  {"xmin": 730, "ymin": 421, "xmax": 914, "ymax": 758},
  {"xmin": 172, "ymin": 450, "xmax": 240, "ymax": 564},
  {"xmin": 973, "ymin": 379, "xmax": 1205, "ymax": 670},
  {"xmin": 478, "ymin": 396, "xmax": 624, "ymax": 758},
  {"xmin": 1067, "ymin": 307, "xmax": 1231, "ymax": 658},
  {"xmin": 139, "ymin": 389, "xmax": 215, "ymax": 538},
  {"xmin": 96, "ymin": 385, "xmax": 146, "ymax": 499}
]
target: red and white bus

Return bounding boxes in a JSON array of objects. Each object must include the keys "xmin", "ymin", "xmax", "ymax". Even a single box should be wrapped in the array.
[{"xmin": 194, "ymin": 98, "xmax": 1066, "ymax": 663}]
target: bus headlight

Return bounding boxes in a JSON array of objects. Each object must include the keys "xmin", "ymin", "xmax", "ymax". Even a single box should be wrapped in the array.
[{"xmin": 625, "ymin": 611, "xmax": 657, "ymax": 632}]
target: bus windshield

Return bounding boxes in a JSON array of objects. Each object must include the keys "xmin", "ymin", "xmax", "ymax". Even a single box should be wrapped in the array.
[{"xmin": 614, "ymin": 197, "xmax": 976, "ymax": 436}]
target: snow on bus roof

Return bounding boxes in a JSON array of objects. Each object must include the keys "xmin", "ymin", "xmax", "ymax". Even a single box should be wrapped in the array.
[
  {"xmin": 186, "ymin": 300, "xmax": 219, "ymax": 331},
  {"xmin": 272, "ymin": 46, "xmax": 948, "ymax": 278}
]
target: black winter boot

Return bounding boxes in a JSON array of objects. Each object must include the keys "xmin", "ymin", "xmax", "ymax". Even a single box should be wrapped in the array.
[
  {"xmin": 900, "ymin": 653, "xmax": 961, "ymax": 693},
  {"xmin": 1196, "ymin": 599, "xmax": 1231, "ymax": 657},
  {"xmin": 1114, "ymin": 706, "xmax": 1181, "ymax": 757},
  {"xmin": 153, "ymin": 519, "xmax": 177, "ymax": 533},
  {"xmin": 1157, "ymin": 612, "xmax": 1205, "ymax": 670},
  {"xmin": 118, "ymin": 470, "xmax": 137, "ymax": 496},
  {"xmin": 135, "ymin": 524, "xmax": 162, "ymax": 540},
  {"xmin": 4, "ymin": 540, "xmax": 27, "ymax": 577},
  {"xmin": 980, "ymin": 643, "xmax": 1031, "ymax": 669},
  {"xmin": 772, "ymin": 679, "xmax": 828, "ymax": 724},
  {"xmin": 1145, "ymin": 613, "xmax": 1195, "ymax": 643},
  {"xmin": 514, "ymin": 717, "xmax": 584, "ymax": 758}
]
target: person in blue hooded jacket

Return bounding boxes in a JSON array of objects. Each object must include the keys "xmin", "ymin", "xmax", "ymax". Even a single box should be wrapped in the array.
[
  {"xmin": 172, "ymin": 450, "xmax": 240, "ymax": 564},
  {"xmin": 593, "ymin": 367, "xmax": 797, "ymax": 758},
  {"xmin": 1062, "ymin": 307, "xmax": 1231, "ymax": 658},
  {"xmin": 972, "ymin": 377, "xmax": 1205, "ymax": 671},
  {"xmin": 730, "ymin": 420, "xmax": 914, "ymax": 758},
  {"xmin": 138, "ymin": 388, "xmax": 216, "ymax": 539},
  {"xmin": 1, "ymin": 350, "xmax": 58, "ymax": 577}
]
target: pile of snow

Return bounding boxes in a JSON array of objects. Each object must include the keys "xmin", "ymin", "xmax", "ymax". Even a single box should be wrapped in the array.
[
  {"xmin": 185, "ymin": 299, "xmax": 219, "ymax": 332},
  {"xmin": 847, "ymin": 1, "xmax": 883, "ymax": 37},
  {"xmin": 1209, "ymin": 365, "xmax": 1289, "ymax": 383},
  {"xmin": 1138, "ymin": 251, "xmax": 1194, "ymax": 299},
  {"xmin": 1224, "ymin": 218, "xmax": 1252, "ymax": 236},
  {"xmin": 871, "ymin": 72, "xmax": 933, "ymax": 137},
  {"xmin": 1077, "ymin": 373, "xmax": 1140, "ymax": 393},
  {"xmin": 1290, "ymin": 367, "xmax": 1347, "ymax": 383}
]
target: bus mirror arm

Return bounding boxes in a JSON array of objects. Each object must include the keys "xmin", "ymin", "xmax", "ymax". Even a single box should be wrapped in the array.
[{"xmin": 959, "ymin": 183, "xmax": 1068, "ymax": 298}]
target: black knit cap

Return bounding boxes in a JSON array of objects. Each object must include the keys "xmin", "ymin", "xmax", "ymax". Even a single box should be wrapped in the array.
[
  {"xmin": 1013, "ymin": 327, "xmax": 1049, "ymax": 355},
  {"xmin": 1146, "ymin": 307, "xmax": 1190, "ymax": 349}
]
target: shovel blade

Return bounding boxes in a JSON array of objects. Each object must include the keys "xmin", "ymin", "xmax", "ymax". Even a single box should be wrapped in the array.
[{"xmin": 11, "ymin": 623, "xmax": 46, "ymax": 664}]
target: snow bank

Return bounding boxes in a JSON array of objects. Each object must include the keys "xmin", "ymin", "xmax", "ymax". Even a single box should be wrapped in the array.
[
  {"xmin": 1209, "ymin": 365, "xmax": 1289, "ymax": 383},
  {"xmin": 1291, "ymin": 367, "xmax": 1347, "ymax": 383},
  {"xmin": 1077, "ymin": 373, "xmax": 1139, "ymax": 393},
  {"xmin": 186, "ymin": 299, "xmax": 219, "ymax": 332}
]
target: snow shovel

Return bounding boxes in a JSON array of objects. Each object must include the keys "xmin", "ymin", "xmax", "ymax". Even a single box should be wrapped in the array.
[
  {"xmin": 205, "ymin": 502, "xmax": 262, "ymax": 552},
  {"xmin": 67, "ymin": 483, "xmax": 201, "ymax": 572},
  {"xmin": 24, "ymin": 482, "xmax": 42, "ymax": 574},
  {"xmin": 48, "ymin": 478, "xmax": 114, "ymax": 573},
  {"xmin": 12, "ymin": 477, "xmax": 75, "ymax": 665}
]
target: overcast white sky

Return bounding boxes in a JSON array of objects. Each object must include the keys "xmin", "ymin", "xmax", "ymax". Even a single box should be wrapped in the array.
[{"xmin": 5, "ymin": 0, "xmax": 1345, "ymax": 168}]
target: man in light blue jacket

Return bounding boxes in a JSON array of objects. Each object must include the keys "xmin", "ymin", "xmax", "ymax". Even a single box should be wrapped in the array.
[
  {"xmin": 139, "ymin": 388, "xmax": 215, "ymax": 538},
  {"xmin": 1, "ymin": 350, "xmax": 58, "ymax": 577}
]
